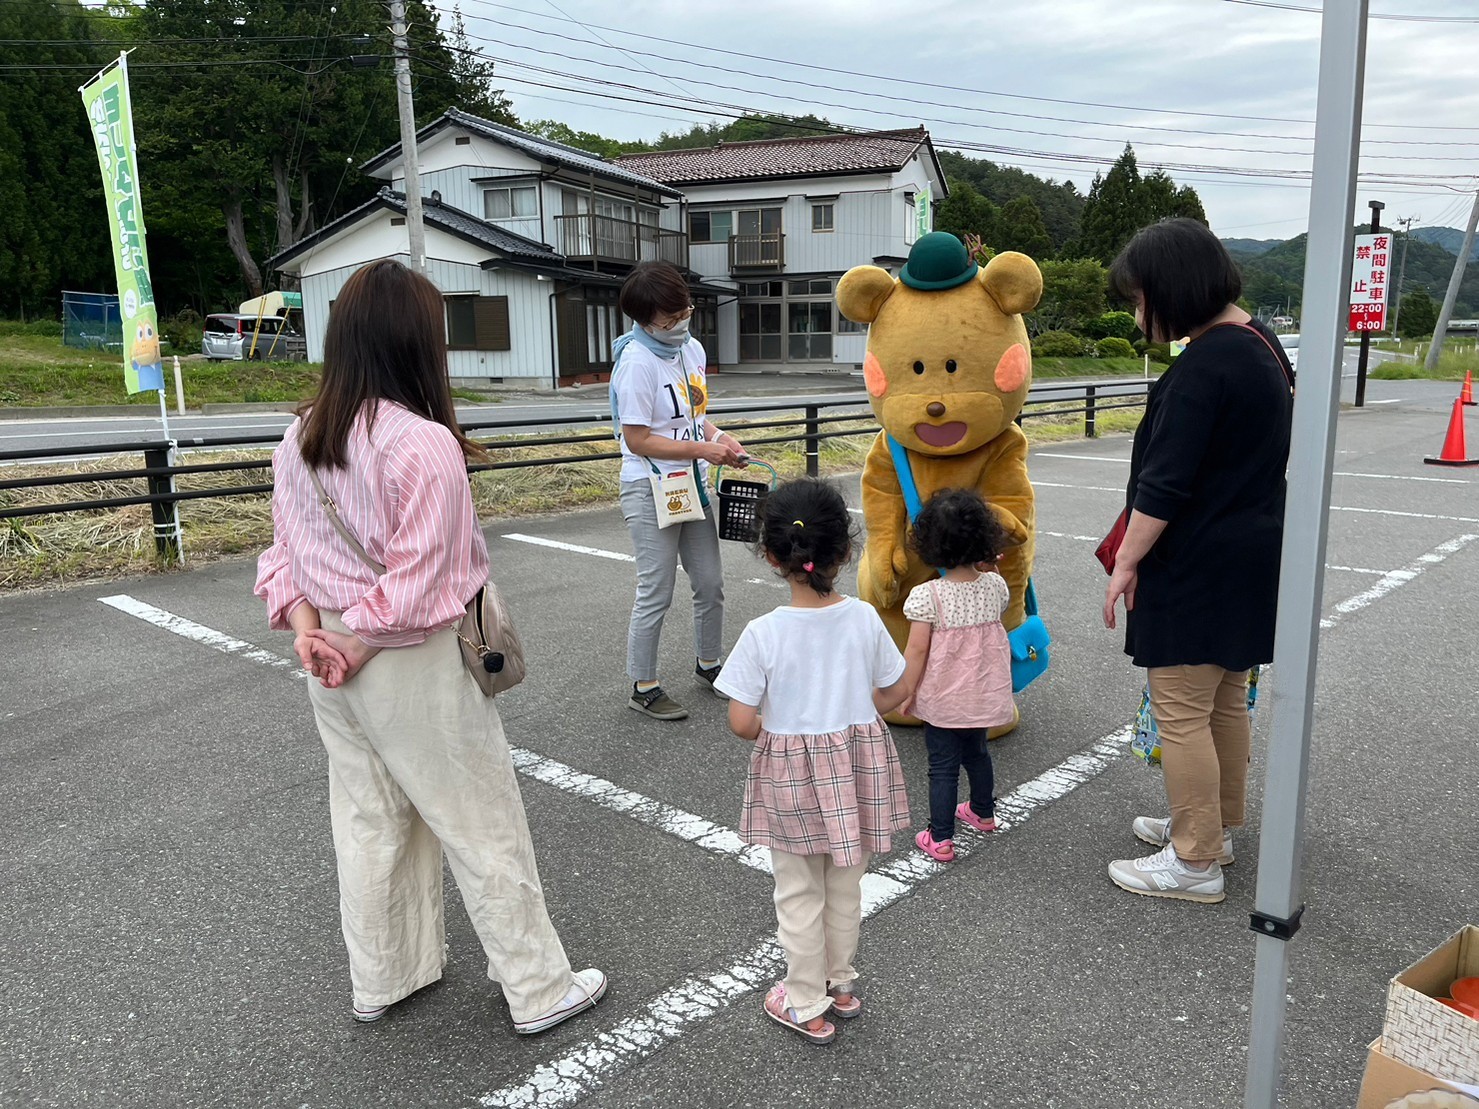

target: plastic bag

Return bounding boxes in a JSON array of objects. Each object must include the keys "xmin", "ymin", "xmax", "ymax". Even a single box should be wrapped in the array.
[{"xmin": 1131, "ymin": 666, "xmax": 1264, "ymax": 768}]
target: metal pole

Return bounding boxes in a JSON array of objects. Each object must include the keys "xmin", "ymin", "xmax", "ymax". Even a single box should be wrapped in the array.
[
  {"xmin": 1425, "ymin": 188, "xmax": 1479, "ymax": 370},
  {"xmin": 1085, "ymin": 384, "xmax": 1098, "ymax": 439},
  {"xmin": 1354, "ymin": 200, "xmax": 1384, "ymax": 407},
  {"xmin": 1244, "ymin": 4, "xmax": 1366, "ymax": 1107},
  {"xmin": 152, "ymin": 389, "xmax": 184, "ymax": 561},
  {"xmin": 387, "ymin": 0, "xmax": 425, "ymax": 273},
  {"xmin": 1390, "ymin": 216, "xmax": 1413, "ymax": 339},
  {"xmin": 805, "ymin": 405, "xmax": 820, "ymax": 477}
]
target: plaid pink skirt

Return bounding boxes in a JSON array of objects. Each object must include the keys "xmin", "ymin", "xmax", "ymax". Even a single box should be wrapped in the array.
[{"xmin": 741, "ymin": 717, "xmax": 911, "ymax": 868}]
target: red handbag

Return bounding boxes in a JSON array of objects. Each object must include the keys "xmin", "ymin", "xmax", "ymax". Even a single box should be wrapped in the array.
[{"xmin": 1095, "ymin": 507, "xmax": 1130, "ymax": 575}]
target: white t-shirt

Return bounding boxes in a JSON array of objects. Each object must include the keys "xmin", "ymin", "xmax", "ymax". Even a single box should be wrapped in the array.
[
  {"xmin": 714, "ymin": 596, "xmax": 906, "ymax": 734},
  {"xmin": 611, "ymin": 338, "xmax": 710, "ymax": 484}
]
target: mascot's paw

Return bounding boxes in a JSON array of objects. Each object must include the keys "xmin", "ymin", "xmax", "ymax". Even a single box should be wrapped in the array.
[
  {"xmin": 987, "ymin": 703, "xmax": 1022, "ymax": 741},
  {"xmin": 884, "ymin": 710, "xmax": 922, "ymax": 728}
]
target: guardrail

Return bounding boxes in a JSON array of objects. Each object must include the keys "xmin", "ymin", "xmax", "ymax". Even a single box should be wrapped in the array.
[{"xmin": 0, "ymin": 380, "xmax": 1150, "ymax": 557}]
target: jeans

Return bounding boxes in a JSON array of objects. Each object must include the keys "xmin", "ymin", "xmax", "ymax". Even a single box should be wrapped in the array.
[
  {"xmin": 924, "ymin": 723, "xmax": 996, "ymax": 841},
  {"xmin": 619, "ymin": 479, "xmax": 725, "ymax": 682}
]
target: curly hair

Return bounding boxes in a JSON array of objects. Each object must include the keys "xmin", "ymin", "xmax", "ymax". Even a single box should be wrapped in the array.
[
  {"xmin": 754, "ymin": 478, "xmax": 857, "ymax": 596},
  {"xmin": 908, "ymin": 488, "xmax": 1010, "ymax": 570}
]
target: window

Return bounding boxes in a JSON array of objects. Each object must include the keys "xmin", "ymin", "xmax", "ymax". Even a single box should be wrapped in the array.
[
  {"xmin": 738, "ymin": 301, "xmax": 783, "ymax": 361},
  {"xmin": 455, "ymin": 135, "xmax": 471, "ymax": 146},
  {"xmin": 740, "ymin": 281, "xmax": 783, "ymax": 297},
  {"xmin": 787, "ymin": 278, "xmax": 833, "ymax": 296},
  {"xmin": 689, "ymin": 210, "xmax": 734, "ymax": 244},
  {"xmin": 483, "ymin": 186, "xmax": 537, "ymax": 220},
  {"xmin": 738, "ymin": 207, "xmax": 782, "ymax": 236},
  {"xmin": 788, "ymin": 301, "xmax": 833, "ymax": 361},
  {"xmin": 904, "ymin": 195, "xmax": 917, "ymax": 245},
  {"xmin": 445, "ymin": 295, "xmax": 511, "ymax": 352},
  {"xmin": 812, "ymin": 203, "xmax": 834, "ymax": 232},
  {"xmin": 837, "ymin": 317, "xmax": 866, "ymax": 334}
]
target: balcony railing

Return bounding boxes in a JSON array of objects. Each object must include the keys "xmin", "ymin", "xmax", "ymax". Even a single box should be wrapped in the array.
[
  {"xmin": 554, "ymin": 213, "xmax": 688, "ymax": 270},
  {"xmin": 729, "ymin": 232, "xmax": 785, "ymax": 271}
]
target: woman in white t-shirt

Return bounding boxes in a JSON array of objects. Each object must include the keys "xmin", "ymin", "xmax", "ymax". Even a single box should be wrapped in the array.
[
  {"xmin": 716, "ymin": 479, "xmax": 911, "ymax": 1044},
  {"xmin": 610, "ymin": 262, "xmax": 745, "ymax": 721}
]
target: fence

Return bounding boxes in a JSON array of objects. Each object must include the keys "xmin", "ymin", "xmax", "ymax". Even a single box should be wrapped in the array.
[
  {"xmin": 0, "ymin": 381, "xmax": 1150, "ymax": 557},
  {"xmin": 61, "ymin": 290, "xmax": 122, "ymax": 352}
]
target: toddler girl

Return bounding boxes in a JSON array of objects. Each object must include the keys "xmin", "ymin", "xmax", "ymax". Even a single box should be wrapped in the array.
[
  {"xmin": 902, "ymin": 489, "xmax": 1016, "ymax": 862},
  {"xmin": 715, "ymin": 479, "xmax": 911, "ymax": 1044}
]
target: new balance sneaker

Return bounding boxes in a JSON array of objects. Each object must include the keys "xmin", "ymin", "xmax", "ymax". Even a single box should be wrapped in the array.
[
  {"xmin": 1108, "ymin": 842, "xmax": 1225, "ymax": 903},
  {"xmin": 1132, "ymin": 816, "xmax": 1234, "ymax": 866},
  {"xmin": 694, "ymin": 661, "xmax": 728, "ymax": 700},
  {"xmin": 629, "ymin": 684, "xmax": 688, "ymax": 721},
  {"xmin": 514, "ymin": 969, "xmax": 608, "ymax": 1035}
]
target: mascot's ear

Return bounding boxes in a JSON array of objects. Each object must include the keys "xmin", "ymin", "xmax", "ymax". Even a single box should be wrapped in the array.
[
  {"xmin": 979, "ymin": 251, "xmax": 1044, "ymax": 316},
  {"xmin": 837, "ymin": 265, "xmax": 897, "ymax": 324}
]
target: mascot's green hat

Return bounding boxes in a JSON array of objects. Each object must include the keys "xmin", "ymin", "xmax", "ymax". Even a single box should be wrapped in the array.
[{"xmin": 900, "ymin": 232, "xmax": 979, "ymax": 291}]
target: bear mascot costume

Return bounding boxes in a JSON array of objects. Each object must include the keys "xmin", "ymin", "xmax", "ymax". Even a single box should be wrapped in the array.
[{"xmin": 836, "ymin": 232, "xmax": 1044, "ymax": 731}]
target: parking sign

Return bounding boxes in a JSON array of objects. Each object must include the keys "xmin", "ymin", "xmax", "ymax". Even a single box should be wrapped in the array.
[{"xmin": 1348, "ymin": 233, "xmax": 1391, "ymax": 332}]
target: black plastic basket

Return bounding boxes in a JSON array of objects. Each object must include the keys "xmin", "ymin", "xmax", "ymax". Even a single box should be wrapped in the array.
[{"xmin": 712, "ymin": 460, "xmax": 778, "ymax": 543}]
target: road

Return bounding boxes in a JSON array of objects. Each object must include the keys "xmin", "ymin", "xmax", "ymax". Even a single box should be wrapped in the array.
[{"xmin": 3, "ymin": 398, "xmax": 1475, "ymax": 1108}]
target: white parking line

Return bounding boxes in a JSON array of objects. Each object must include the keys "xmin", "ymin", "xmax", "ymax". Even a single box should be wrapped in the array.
[
  {"xmin": 1334, "ymin": 470, "xmax": 1471, "ymax": 485},
  {"xmin": 1320, "ymin": 534, "xmax": 1479, "ymax": 629},
  {"xmin": 502, "ymin": 534, "xmax": 635, "ymax": 562},
  {"xmin": 1032, "ymin": 480, "xmax": 1124, "ymax": 493},
  {"xmin": 99, "ymin": 594, "xmax": 777, "ymax": 875},
  {"xmin": 1037, "ymin": 536, "xmax": 1394, "ymax": 576},
  {"xmin": 478, "ymin": 726, "xmax": 1133, "ymax": 1109},
  {"xmin": 1032, "ymin": 453, "xmax": 1470, "ymax": 485},
  {"xmin": 1034, "ymin": 483, "xmax": 1479, "ymax": 524},
  {"xmin": 1033, "ymin": 453, "xmax": 1130, "ymax": 463}
]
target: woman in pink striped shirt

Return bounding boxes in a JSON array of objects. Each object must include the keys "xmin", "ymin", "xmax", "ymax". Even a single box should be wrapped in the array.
[{"xmin": 254, "ymin": 259, "xmax": 605, "ymax": 1033}]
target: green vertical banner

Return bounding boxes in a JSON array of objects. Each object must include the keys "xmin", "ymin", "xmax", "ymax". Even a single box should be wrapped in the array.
[
  {"xmin": 80, "ymin": 54, "xmax": 164, "ymax": 394},
  {"xmin": 915, "ymin": 183, "xmax": 932, "ymax": 240}
]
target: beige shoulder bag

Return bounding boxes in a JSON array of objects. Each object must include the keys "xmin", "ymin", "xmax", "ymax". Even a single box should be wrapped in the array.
[{"xmin": 303, "ymin": 463, "xmax": 526, "ymax": 697}]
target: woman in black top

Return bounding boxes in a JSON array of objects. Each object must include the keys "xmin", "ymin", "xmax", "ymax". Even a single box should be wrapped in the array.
[{"xmin": 1101, "ymin": 218, "xmax": 1293, "ymax": 905}]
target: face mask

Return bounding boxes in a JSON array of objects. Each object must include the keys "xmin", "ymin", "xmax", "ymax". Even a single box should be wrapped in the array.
[{"xmin": 645, "ymin": 318, "xmax": 691, "ymax": 347}]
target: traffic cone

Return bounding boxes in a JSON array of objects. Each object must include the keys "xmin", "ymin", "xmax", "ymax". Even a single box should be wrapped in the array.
[
  {"xmin": 1424, "ymin": 398, "xmax": 1479, "ymax": 467},
  {"xmin": 1461, "ymin": 369, "xmax": 1475, "ymax": 406}
]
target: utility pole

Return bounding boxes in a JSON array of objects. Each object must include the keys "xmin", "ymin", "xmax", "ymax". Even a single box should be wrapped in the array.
[
  {"xmin": 1426, "ymin": 187, "xmax": 1479, "ymax": 370},
  {"xmin": 1389, "ymin": 215, "xmax": 1414, "ymax": 338},
  {"xmin": 1354, "ymin": 198, "xmax": 1384, "ymax": 408},
  {"xmin": 387, "ymin": 0, "xmax": 425, "ymax": 273}
]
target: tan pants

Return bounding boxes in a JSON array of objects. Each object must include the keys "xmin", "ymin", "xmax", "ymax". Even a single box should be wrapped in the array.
[
  {"xmin": 770, "ymin": 850, "xmax": 869, "ymax": 1022},
  {"xmin": 307, "ymin": 614, "xmax": 573, "ymax": 1019},
  {"xmin": 1148, "ymin": 664, "xmax": 1252, "ymax": 863}
]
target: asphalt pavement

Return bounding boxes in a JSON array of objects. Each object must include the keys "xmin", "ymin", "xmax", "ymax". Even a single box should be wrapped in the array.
[{"xmin": 2, "ymin": 392, "xmax": 1477, "ymax": 1109}]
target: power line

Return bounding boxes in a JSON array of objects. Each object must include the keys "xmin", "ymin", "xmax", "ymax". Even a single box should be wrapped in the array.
[
  {"xmin": 1217, "ymin": 0, "xmax": 1479, "ymax": 21},
  {"xmin": 0, "ymin": 55, "xmax": 390, "ymax": 73}
]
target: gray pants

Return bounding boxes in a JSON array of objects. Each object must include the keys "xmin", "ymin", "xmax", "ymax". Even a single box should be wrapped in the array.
[{"xmin": 619, "ymin": 479, "xmax": 725, "ymax": 682}]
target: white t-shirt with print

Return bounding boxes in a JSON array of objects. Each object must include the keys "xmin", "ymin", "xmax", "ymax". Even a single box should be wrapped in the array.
[
  {"xmin": 714, "ymin": 596, "xmax": 906, "ymax": 735},
  {"xmin": 611, "ymin": 338, "xmax": 710, "ymax": 484}
]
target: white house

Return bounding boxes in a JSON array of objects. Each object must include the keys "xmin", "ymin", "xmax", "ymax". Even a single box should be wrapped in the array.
[
  {"xmin": 267, "ymin": 112, "xmax": 945, "ymax": 386},
  {"xmin": 618, "ymin": 127, "xmax": 946, "ymax": 372}
]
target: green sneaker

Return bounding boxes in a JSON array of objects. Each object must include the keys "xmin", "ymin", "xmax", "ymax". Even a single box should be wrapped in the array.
[{"xmin": 629, "ymin": 684, "xmax": 689, "ymax": 721}]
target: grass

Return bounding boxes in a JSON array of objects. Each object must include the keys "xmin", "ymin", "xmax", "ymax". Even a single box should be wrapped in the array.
[
  {"xmin": 0, "ymin": 405, "xmax": 1141, "ymax": 592},
  {"xmin": 1031, "ymin": 356, "xmax": 1159, "ymax": 378},
  {"xmin": 1369, "ymin": 345, "xmax": 1477, "ymax": 381}
]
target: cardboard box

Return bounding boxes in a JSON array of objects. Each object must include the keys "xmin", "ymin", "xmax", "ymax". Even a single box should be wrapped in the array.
[
  {"xmin": 1357, "ymin": 1039, "xmax": 1479, "ymax": 1109},
  {"xmin": 1383, "ymin": 926, "xmax": 1479, "ymax": 1086}
]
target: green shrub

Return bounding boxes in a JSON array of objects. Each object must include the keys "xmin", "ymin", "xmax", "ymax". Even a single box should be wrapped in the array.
[
  {"xmin": 161, "ymin": 309, "xmax": 203, "ymax": 355},
  {"xmin": 1096, "ymin": 336, "xmax": 1136, "ymax": 359},
  {"xmin": 0, "ymin": 319, "xmax": 64, "ymax": 337},
  {"xmin": 1087, "ymin": 311, "xmax": 1138, "ymax": 341},
  {"xmin": 1143, "ymin": 342, "xmax": 1173, "ymax": 364},
  {"xmin": 1032, "ymin": 330, "xmax": 1089, "ymax": 358}
]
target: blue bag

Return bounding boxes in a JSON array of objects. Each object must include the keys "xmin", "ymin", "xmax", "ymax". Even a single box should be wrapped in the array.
[{"xmin": 886, "ymin": 435, "xmax": 1050, "ymax": 693}]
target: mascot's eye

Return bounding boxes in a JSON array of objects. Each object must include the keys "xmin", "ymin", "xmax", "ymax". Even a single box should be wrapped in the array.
[
  {"xmin": 946, "ymin": 359, "xmax": 958, "ymax": 373},
  {"xmin": 912, "ymin": 360, "xmax": 925, "ymax": 375}
]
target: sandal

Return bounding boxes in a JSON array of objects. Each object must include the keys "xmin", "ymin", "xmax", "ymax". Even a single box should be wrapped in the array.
[
  {"xmin": 827, "ymin": 984, "xmax": 861, "ymax": 1019},
  {"xmin": 764, "ymin": 984, "xmax": 835, "ymax": 1044}
]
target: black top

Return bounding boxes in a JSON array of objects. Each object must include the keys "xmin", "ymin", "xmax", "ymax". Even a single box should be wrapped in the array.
[{"xmin": 1124, "ymin": 319, "xmax": 1293, "ymax": 670}]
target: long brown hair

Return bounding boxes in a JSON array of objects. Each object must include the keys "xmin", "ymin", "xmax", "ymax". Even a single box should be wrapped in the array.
[{"xmin": 297, "ymin": 259, "xmax": 484, "ymax": 468}]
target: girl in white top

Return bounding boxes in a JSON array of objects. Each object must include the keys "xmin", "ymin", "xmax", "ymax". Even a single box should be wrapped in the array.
[
  {"xmin": 610, "ymin": 261, "xmax": 745, "ymax": 722},
  {"xmin": 716, "ymin": 479, "xmax": 911, "ymax": 1044}
]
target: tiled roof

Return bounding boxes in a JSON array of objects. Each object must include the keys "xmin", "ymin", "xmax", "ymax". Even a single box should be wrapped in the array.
[
  {"xmin": 616, "ymin": 128, "xmax": 932, "ymax": 185},
  {"xmin": 266, "ymin": 188, "xmax": 562, "ymax": 271},
  {"xmin": 361, "ymin": 109, "xmax": 683, "ymax": 198}
]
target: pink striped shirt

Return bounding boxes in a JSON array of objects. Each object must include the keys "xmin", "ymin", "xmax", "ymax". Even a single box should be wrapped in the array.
[{"xmin": 254, "ymin": 401, "xmax": 489, "ymax": 647}]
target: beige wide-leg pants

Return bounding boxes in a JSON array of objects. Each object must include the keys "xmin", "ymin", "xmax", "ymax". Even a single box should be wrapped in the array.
[
  {"xmin": 770, "ymin": 850, "xmax": 869, "ymax": 1022},
  {"xmin": 306, "ymin": 614, "xmax": 573, "ymax": 1019}
]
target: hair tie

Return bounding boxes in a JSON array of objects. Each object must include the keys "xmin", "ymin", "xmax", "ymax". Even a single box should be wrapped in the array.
[
  {"xmin": 803, "ymin": 561, "xmax": 815, "ymax": 573},
  {"xmin": 792, "ymin": 519, "xmax": 805, "ymax": 527}
]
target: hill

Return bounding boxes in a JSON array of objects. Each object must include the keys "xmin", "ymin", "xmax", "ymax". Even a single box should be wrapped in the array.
[
  {"xmin": 1237, "ymin": 227, "xmax": 1479, "ymax": 319},
  {"xmin": 1222, "ymin": 237, "xmax": 1283, "ymax": 256},
  {"xmin": 935, "ymin": 149, "xmax": 1085, "ymax": 249},
  {"xmin": 1411, "ymin": 225, "xmax": 1479, "ymax": 263}
]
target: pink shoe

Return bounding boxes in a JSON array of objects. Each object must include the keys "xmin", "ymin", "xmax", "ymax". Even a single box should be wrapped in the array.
[
  {"xmin": 915, "ymin": 828, "xmax": 955, "ymax": 862},
  {"xmin": 955, "ymin": 802, "xmax": 998, "ymax": 833}
]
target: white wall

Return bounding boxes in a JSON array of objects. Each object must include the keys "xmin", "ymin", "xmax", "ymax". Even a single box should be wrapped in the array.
[
  {"xmin": 298, "ymin": 211, "xmax": 411, "ymax": 279},
  {"xmin": 380, "ymin": 129, "xmax": 541, "ymax": 181}
]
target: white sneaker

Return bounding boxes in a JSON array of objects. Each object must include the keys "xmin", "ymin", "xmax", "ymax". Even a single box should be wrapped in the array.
[
  {"xmin": 514, "ymin": 969, "xmax": 608, "ymax": 1035},
  {"xmin": 1108, "ymin": 842, "xmax": 1226, "ymax": 904},
  {"xmin": 1132, "ymin": 815, "xmax": 1234, "ymax": 866}
]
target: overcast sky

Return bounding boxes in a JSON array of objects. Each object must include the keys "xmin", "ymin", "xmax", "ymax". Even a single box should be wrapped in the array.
[{"xmin": 450, "ymin": 0, "xmax": 1479, "ymax": 241}]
